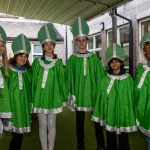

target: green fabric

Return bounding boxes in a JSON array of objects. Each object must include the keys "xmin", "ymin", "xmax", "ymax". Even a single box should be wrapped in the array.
[
  {"xmin": 0, "ymin": 68, "xmax": 12, "ymax": 118},
  {"xmin": 66, "ymin": 53, "xmax": 105, "ymax": 110},
  {"xmin": 140, "ymin": 32, "xmax": 150, "ymax": 49},
  {"xmin": 43, "ymin": 59, "xmax": 51, "ymax": 64},
  {"xmin": 12, "ymin": 34, "xmax": 31, "ymax": 55},
  {"xmin": 32, "ymin": 58, "xmax": 67, "ymax": 112},
  {"xmin": 71, "ymin": 17, "xmax": 89, "ymax": 39},
  {"xmin": 92, "ymin": 73, "xmax": 136, "ymax": 130},
  {"xmin": 105, "ymin": 43, "xmax": 125, "ymax": 62},
  {"xmin": 6, "ymin": 67, "xmax": 31, "ymax": 132},
  {"xmin": 0, "ymin": 26, "xmax": 7, "ymax": 42},
  {"xmin": 15, "ymin": 65, "xmax": 26, "ymax": 71},
  {"xmin": 38, "ymin": 24, "xmax": 57, "ymax": 44},
  {"xmin": 135, "ymin": 64, "xmax": 150, "ymax": 135}
]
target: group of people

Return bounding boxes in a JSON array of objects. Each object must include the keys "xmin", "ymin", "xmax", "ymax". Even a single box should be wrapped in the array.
[{"xmin": 0, "ymin": 16, "xmax": 149, "ymax": 150}]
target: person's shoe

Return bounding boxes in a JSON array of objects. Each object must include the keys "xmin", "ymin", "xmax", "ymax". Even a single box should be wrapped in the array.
[
  {"xmin": 77, "ymin": 145, "xmax": 84, "ymax": 150},
  {"xmin": 96, "ymin": 145, "xmax": 105, "ymax": 150}
]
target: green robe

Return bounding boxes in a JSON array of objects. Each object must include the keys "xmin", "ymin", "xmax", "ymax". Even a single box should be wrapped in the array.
[
  {"xmin": 135, "ymin": 64, "xmax": 150, "ymax": 137},
  {"xmin": 0, "ymin": 67, "xmax": 12, "ymax": 118},
  {"xmin": 92, "ymin": 73, "xmax": 137, "ymax": 134},
  {"xmin": 32, "ymin": 57, "xmax": 67, "ymax": 114},
  {"xmin": 4, "ymin": 66, "xmax": 31, "ymax": 133},
  {"xmin": 66, "ymin": 52, "xmax": 105, "ymax": 111}
]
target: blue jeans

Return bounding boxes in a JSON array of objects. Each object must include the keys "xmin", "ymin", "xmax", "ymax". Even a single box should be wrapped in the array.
[{"xmin": 146, "ymin": 136, "xmax": 150, "ymax": 150}]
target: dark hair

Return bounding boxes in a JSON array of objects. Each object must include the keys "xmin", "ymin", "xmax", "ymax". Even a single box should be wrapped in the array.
[
  {"xmin": 144, "ymin": 41, "xmax": 150, "ymax": 45},
  {"xmin": 107, "ymin": 58, "xmax": 124, "ymax": 69},
  {"xmin": 41, "ymin": 42, "xmax": 57, "ymax": 60},
  {"xmin": 9, "ymin": 53, "xmax": 30, "ymax": 69}
]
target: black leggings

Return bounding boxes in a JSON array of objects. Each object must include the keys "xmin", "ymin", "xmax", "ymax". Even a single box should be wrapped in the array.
[
  {"xmin": 106, "ymin": 130, "xmax": 130, "ymax": 150},
  {"xmin": 76, "ymin": 111, "xmax": 105, "ymax": 147},
  {"xmin": 9, "ymin": 132, "xmax": 23, "ymax": 150}
]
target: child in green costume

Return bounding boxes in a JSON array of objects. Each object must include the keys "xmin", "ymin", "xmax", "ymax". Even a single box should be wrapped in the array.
[{"xmin": 92, "ymin": 43, "xmax": 137, "ymax": 150}]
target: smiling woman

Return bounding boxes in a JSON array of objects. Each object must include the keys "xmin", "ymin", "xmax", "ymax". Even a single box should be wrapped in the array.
[
  {"xmin": 3, "ymin": 33, "xmax": 32, "ymax": 150},
  {"xmin": 32, "ymin": 23, "xmax": 67, "ymax": 150},
  {"xmin": 16, "ymin": 53, "xmax": 28, "ymax": 66}
]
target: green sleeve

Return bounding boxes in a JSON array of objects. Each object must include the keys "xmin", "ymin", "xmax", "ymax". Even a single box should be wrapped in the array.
[
  {"xmin": 31, "ymin": 58, "xmax": 39, "ymax": 104},
  {"xmin": 65, "ymin": 55, "xmax": 75, "ymax": 97},
  {"xmin": 93, "ymin": 54, "xmax": 106, "ymax": 92},
  {"xmin": 56, "ymin": 60, "xmax": 68, "ymax": 103}
]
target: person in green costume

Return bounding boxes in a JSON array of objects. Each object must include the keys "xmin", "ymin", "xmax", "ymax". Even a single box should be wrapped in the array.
[
  {"xmin": 134, "ymin": 32, "xmax": 150, "ymax": 150},
  {"xmin": 32, "ymin": 24, "xmax": 67, "ymax": 150},
  {"xmin": 66, "ymin": 17, "xmax": 105, "ymax": 150},
  {"xmin": 0, "ymin": 26, "xmax": 12, "ymax": 138},
  {"xmin": 4, "ymin": 34, "xmax": 32, "ymax": 150},
  {"xmin": 0, "ymin": 26, "xmax": 12, "ymax": 119},
  {"xmin": 92, "ymin": 43, "xmax": 137, "ymax": 150}
]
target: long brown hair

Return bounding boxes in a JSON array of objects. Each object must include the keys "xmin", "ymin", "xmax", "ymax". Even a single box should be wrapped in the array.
[
  {"xmin": 0, "ymin": 41, "xmax": 9, "ymax": 77},
  {"xmin": 9, "ymin": 53, "xmax": 30, "ymax": 69}
]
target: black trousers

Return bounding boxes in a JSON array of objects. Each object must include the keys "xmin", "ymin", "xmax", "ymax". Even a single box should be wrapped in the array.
[
  {"xmin": 76, "ymin": 111, "xmax": 105, "ymax": 148},
  {"xmin": 9, "ymin": 132, "xmax": 23, "ymax": 150},
  {"xmin": 106, "ymin": 130, "xmax": 130, "ymax": 150}
]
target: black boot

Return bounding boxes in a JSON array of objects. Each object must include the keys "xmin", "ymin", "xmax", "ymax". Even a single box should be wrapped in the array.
[
  {"xmin": 96, "ymin": 145, "xmax": 105, "ymax": 150},
  {"xmin": 77, "ymin": 145, "xmax": 84, "ymax": 150}
]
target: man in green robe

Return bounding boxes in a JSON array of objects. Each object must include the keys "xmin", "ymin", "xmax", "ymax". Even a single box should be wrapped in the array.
[{"xmin": 66, "ymin": 17, "xmax": 105, "ymax": 150}]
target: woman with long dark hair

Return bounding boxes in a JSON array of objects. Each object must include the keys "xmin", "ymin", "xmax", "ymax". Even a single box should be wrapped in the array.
[{"xmin": 32, "ymin": 24, "xmax": 67, "ymax": 150}]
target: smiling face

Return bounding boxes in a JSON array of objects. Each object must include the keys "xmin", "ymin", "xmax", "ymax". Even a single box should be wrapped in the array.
[
  {"xmin": 43, "ymin": 41, "xmax": 55, "ymax": 56},
  {"xmin": 0, "ymin": 41, "xmax": 6, "ymax": 56},
  {"xmin": 143, "ymin": 42, "xmax": 150, "ymax": 61},
  {"xmin": 16, "ymin": 53, "xmax": 28, "ymax": 66}
]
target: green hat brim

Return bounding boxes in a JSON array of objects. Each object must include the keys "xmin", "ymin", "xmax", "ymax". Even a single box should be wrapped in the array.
[
  {"xmin": 107, "ymin": 56, "xmax": 125, "ymax": 63},
  {"xmin": 41, "ymin": 39, "xmax": 56, "ymax": 45},
  {"xmin": 74, "ymin": 34, "xmax": 88, "ymax": 40}
]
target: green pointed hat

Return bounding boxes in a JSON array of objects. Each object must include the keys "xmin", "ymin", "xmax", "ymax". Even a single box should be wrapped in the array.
[
  {"xmin": 38, "ymin": 24, "xmax": 57, "ymax": 44},
  {"xmin": 0, "ymin": 26, "xmax": 7, "ymax": 42},
  {"xmin": 12, "ymin": 34, "xmax": 31, "ymax": 55},
  {"xmin": 72, "ymin": 17, "xmax": 89, "ymax": 39},
  {"xmin": 105, "ymin": 43, "xmax": 125, "ymax": 63},
  {"xmin": 140, "ymin": 32, "xmax": 150, "ymax": 49}
]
